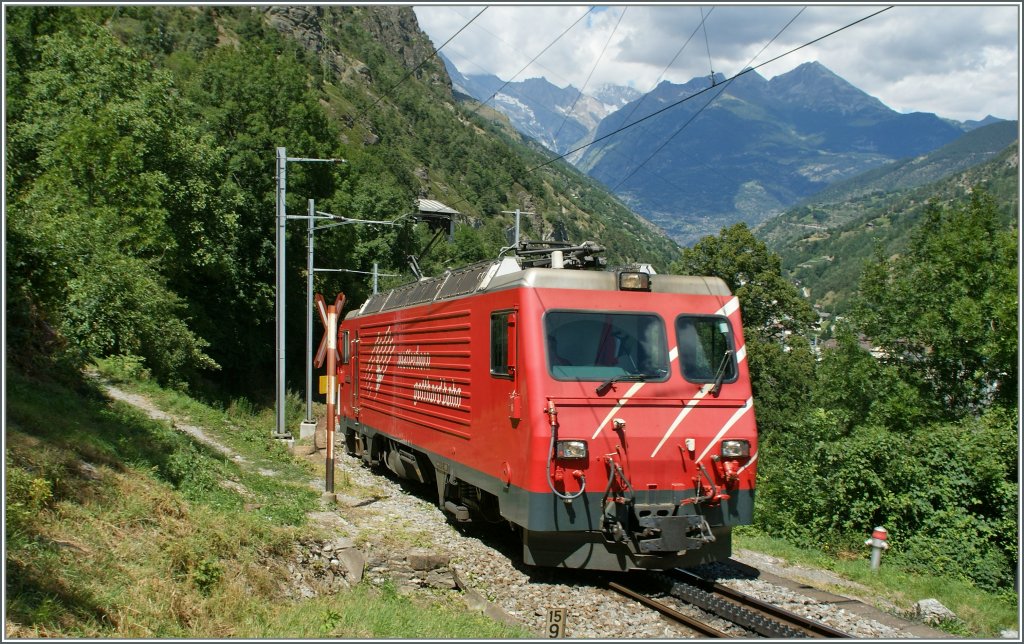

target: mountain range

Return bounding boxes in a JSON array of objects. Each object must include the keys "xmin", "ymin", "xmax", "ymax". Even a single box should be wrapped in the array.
[
  {"xmin": 444, "ymin": 56, "xmax": 1010, "ymax": 246},
  {"xmin": 443, "ymin": 52, "xmax": 641, "ymax": 155}
]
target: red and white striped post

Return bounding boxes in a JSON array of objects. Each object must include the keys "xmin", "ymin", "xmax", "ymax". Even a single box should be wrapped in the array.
[
  {"xmin": 325, "ymin": 299, "xmax": 337, "ymax": 495},
  {"xmin": 323, "ymin": 293, "xmax": 346, "ymax": 497}
]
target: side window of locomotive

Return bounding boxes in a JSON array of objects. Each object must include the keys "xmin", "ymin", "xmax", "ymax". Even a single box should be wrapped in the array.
[
  {"xmin": 490, "ymin": 312, "xmax": 511, "ymax": 378},
  {"xmin": 676, "ymin": 315, "xmax": 737, "ymax": 383},
  {"xmin": 545, "ymin": 311, "xmax": 668, "ymax": 381}
]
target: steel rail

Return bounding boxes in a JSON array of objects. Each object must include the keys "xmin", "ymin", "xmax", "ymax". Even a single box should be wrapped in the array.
[
  {"xmin": 671, "ymin": 568, "xmax": 853, "ymax": 638},
  {"xmin": 607, "ymin": 580, "xmax": 733, "ymax": 638},
  {"xmin": 652, "ymin": 570, "xmax": 808, "ymax": 638}
]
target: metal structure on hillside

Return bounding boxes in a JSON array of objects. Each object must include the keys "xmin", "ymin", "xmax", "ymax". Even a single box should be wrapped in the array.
[
  {"xmin": 274, "ymin": 147, "xmax": 345, "ymax": 441},
  {"xmin": 273, "ymin": 150, "xmax": 460, "ymax": 443}
]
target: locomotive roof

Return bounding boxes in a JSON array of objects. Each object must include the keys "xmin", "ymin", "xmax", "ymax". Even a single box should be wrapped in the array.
[{"xmin": 348, "ymin": 256, "xmax": 732, "ymax": 319}]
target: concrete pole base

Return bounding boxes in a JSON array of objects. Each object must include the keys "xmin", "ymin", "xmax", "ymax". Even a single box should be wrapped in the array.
[{"xmin": 299, "ymin": 420, "xmax": 317, "ymax": 440}]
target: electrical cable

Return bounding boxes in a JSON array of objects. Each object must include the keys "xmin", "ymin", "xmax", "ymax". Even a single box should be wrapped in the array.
[
  {"xmin": 448, "ymin": 38, "xmax": 605, "ymax": 153},
  {"xmin": 395, "ymin": 8, "xmax": 599, "ymax": 219},
  {"xmin": 361, "ymin": 5, "xmax": 891, "ymax": 260},
  {"xmin": 552, "ymin": 7, "xmax": 627, "ymax": 144},
  {"xmin": 609, "ymin": 6, "xmax": 809, "ymax": 194},
  {"xmin": 528, "ymin": 5, "xmax": 893, "ymax": 172},
  {"xmin": 446, "ymin": 5, "xmax": 582, "ymax": 92},
  {"xmin": 388, "ymin": 8, "xmax": 598, "ymax": 218},
  {"xmin": 545, "ymin": 402, "xmax": 587, "ymax": 502},
  {"xmin": 366, "ymin": 7, "xmax": 487, "ymax": 113},
  {"xmin": 593, "ymin": 6, "xmax": 714, "ymax": 151},
  {"xmin": 701, "ymin": 5, "xmax": 715, "ymax": 84},
  {"xmin": 469, "ymin": 7, "xmax": 596, "ymax": 118},
  {"xmin": 562, "ymin": 6, "xmax": 717, "ymax": 212}
]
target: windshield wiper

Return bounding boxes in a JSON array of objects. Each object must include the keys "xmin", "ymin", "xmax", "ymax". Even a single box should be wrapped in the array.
[
  {"xmin": 710, "ymin": 349, "xmax": 734, "ymax": 397},
  {"xmin": 595, "ymin": 371, "xmax": 660, "ymax": 396}
]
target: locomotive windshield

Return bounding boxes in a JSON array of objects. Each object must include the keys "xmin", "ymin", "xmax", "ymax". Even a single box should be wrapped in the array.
[
  {"xmin": 545, "ymin": 311, "xmax": 669, "ymax": 381},
  {"xmin": 676, "ymin": 315, "xmax": 737, "ymax": 384}
]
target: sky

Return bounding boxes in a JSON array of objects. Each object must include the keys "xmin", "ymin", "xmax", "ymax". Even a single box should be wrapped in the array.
[{"xmin": 413, "ymin": 3, "xmax": 1021, "ymax": 123}]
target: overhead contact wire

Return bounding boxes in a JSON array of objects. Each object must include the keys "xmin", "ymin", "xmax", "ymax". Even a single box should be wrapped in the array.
[
  {"xmin": 469, "ymin": 6, "xmax": 596, "ymax": 117},
  {"xmin": 610, "ymin": 6, "xmax": 808, "ymax": 193},
  {"xmin": 552, "ymin": 7, "xmax": 627, "ymax": 144},
  {"xmin": 448, "ymin": 6, "xmax": 581, "ymax": 92},
  {"xmin": 367, "ymin": 7, "xmax": 487, "ymax": 112},
  {"xmin": 528, "ymin": 5, "xmax": 893, "ymax": 172},
  {"xmin": 603, "ymin": 6, "xmax": 713, "ymax": 141},
  {"xmin": 701, "ymin": 5, "xmax": 715, "ymax": 83}
]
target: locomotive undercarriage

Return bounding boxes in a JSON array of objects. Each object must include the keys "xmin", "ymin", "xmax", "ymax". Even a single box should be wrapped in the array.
[
  {"xmin": 604, "ymin": 500, "xmax": 716, "ymax": 554},
  {"xmin": 344, "ymin": 422, "xmax": 732, "ymax": 571},
  {"xmin": 345, "ymin": 425, "xmax": 503, "ymax": 525},
  {"xmin": 522, "ymin": 523, "xmax": 732, "ymax": 571}
]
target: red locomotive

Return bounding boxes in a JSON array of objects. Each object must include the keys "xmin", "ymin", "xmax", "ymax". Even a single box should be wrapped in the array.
[{"xmin": 335, "ymin": 241, "xmax": 757, "ymax": 571}]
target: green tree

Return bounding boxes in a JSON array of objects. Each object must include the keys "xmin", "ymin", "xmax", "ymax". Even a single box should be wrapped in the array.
[
  {"xmin": 756, "ymin": 189, "xmax": 1019, "ymax": 590},
  {"xmin": 673, "ymin": 223, "xmax": 816, "ymax": 337},
  {"xmin": 174, "ymin": 35, "xmax": 354, "ymax": 388},
  {"xmin": 812, "ymin": 323, "xmax": 934, "ymax": 435},
  {"xmin": 6, "ymin": 23, "xmax": 228, "ymax": 384},
  {"xmin": 854, "ymin": 191, "xmax": 1018, "ymax": 414}
]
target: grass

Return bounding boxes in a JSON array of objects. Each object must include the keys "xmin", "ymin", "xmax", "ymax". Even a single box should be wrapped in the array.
[
  {"xmin": 4, "ymin": 364, "xmax": 533, "ymax": 639},
  {"xmin": 261, "ymin": 584, "xmax": 527, "ymax": 638},
  {"xmin": 734, "ymin": 527, "xmax": 1019, "ymax": 638}
]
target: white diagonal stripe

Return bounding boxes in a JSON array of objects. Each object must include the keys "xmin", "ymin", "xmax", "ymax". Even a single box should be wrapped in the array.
[
  {"xmin": 591, "ymin": 381, "xmax": 646, "ymax": 439},
  {"xmin": 592, "ymin": 297, "xmax": 744, "ymax": 446},
  {"xmin": 694, "ymin": 398, "xmax": 754, "ymax": 463},
  {"xmin": 649, "ymin": 384, "xmax": 712, "ymax": 457},
  {"xmin": 737, "ymin": 450, "xmax": 758, "ymax": 474},
  {"xmin": 649, "ymin": 339, "xmax": 748, "ymax": 458},
  {"xmin": 716, "ymin": 296, "xmax": 739, "ymax": 317}
]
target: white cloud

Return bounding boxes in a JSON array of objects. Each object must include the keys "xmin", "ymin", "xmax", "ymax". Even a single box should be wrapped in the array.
[{"xmin": 415, "ymin": 3, "xmax": 1020, "ymax": 122}]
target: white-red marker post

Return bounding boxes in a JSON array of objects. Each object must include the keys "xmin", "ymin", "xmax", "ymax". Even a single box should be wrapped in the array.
[
  {"xmin": 325, "ymin": 299, "xmax": 338, "ymax": 494},
  {"xmin": 328, "ymin": 293, "xmax": 346, "ymax": 495},
  {"xmin": 314, "ymin": 292, "xmax": 344, "ymax": 496},
  {"xmin": 865, "ymin": 526, "xmax": 889, "ymax": 571}
]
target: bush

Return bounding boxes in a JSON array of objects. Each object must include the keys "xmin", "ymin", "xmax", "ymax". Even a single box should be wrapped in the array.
[{"xmin": 756, "ymin": 407, "xmax": 1018, "ymax": 590}]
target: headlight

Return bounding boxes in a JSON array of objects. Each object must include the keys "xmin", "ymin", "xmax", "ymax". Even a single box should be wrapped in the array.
[
  {"xmin": 555, "ymin": 440, "xmax": 588, "ymax": 460},
  {"xmin": 618, "ymin": 271, "xmax": 651, "ymax": 291},
  {"xmin": 720, "ymin": 439, "xmax": 750, "ymax": 458}
]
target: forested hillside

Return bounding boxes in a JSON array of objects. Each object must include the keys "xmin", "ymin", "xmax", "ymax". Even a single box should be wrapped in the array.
[
  {"xmin": 777, "ymin": 120, "xmax": 1018, "ymax": 213},
  {"xmin": 757, "ymin": 140, "xmax": 1019, "ymax": 315},
  {"xmin": 5, "ymin": 5, "xmax": 681, "ymax": 396}
]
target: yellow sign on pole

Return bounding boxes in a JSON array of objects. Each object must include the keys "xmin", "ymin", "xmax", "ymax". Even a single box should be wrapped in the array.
[{"xmin": 319, "ymin": 375, "xmax": 328, "ymax": 395}]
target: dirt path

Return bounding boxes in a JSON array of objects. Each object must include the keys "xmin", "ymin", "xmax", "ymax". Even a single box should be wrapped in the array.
[{"xmin": 99, "ymin": 381, "xmax": 284, "ymax": 478}]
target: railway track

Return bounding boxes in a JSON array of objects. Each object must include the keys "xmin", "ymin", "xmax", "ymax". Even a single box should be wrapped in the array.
[
  {"xmin": 608, "ymin": 565, "xmax": 853, "ymax": 638},
  {"xmin": 608, "ymin": 579, "xmax": 732, "ymax": 638}
]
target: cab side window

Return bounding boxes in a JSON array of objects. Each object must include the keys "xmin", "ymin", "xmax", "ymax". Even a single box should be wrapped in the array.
[
  {"xmin": 490, "ymin": 311, "xmax": 512, "ymax": 377},
  {"xmin": 676, "ymin": 315, "xmax": 737, "ymax": 383}
]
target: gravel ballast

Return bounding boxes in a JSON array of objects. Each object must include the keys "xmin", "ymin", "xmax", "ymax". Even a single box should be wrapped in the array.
[{"xmin": 311, "ymin": 441, "xmax": 929, "ymax": 639}]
